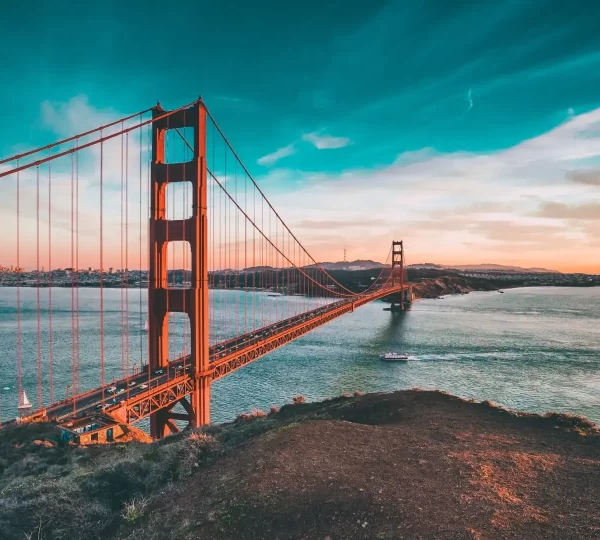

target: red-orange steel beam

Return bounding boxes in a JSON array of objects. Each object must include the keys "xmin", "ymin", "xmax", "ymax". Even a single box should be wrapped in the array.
[
  {"xmin": 97, "ymin": 286, "xmax": 403, "ymax": 425},
  {"xmin": 16, "ymin": 284, "xmax": 407, "ymax": 427},
  {"xmin": 148, "ymin": 100, "xmax": 210, "ymax": 437},
  {"xmin": 16, "ymin": 284, "xmax": 407, "ymax": 429}
]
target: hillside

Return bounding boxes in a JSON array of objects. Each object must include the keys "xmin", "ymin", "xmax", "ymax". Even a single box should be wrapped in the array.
[
  {"xmin": 0, "ymin": 391, "xmax": 598, "ymax": 539},
  {"xmin": 304, "ymin": 259, "xmax": 389, "ymax": 271},
  {"xmin": 448, "ymin": 264, "xmax": 560, "ymax": 274},
  {"xmin": 408, "ymin": 264, "xmax": 560, "ymax": 274}
]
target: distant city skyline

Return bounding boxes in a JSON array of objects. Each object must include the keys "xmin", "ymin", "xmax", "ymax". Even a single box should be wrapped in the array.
[{"xmin": 1, "ymin": 1, "xmax": 599, "ymax": 273}]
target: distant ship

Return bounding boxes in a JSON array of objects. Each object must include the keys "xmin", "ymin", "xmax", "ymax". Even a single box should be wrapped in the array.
[
  {"xmin": 18, "ymin": 390, "xmax": 32, "ymax": 415},
  {"xmin": 380, "ymin": 352, "xmax": 409, "ymax": 362}
]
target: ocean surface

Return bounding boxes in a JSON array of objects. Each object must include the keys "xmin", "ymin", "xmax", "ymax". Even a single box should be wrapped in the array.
[{"xmin": 0, "ymin": 286, "xmax": 598, "ymax": 425}]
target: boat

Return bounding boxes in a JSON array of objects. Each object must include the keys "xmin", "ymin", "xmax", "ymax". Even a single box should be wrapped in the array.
[
  {"xmin": 17, "ymin": 390, "xmax": 32, "ymax": 415},
  {"xmin": 144, "ymin": 318, "xmax": 149, "ymax": 331},
  {"xmin": 380, "ymin": 352, "xmax": 409, "ymax": 362}
]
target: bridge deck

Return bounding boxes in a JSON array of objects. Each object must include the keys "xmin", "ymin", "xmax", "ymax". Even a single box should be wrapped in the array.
[{"xmin": 21, "ymin": 286, "xmax": 405, "ymax": 426}]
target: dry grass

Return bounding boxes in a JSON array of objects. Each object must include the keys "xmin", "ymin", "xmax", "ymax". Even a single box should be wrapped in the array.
[
  {"xmin": 188, "ymin": 432, "xmax": 216, "ymax": 444},
  {"xmin": 121, "ymin": 497, "xmax": 150, "ymax": 523},
  {"xmin": 237, "ymin": 409, "xmax": 267, "ymax": 422},
  {"xmin": 450, "ymin": 448, "xmax": 563, "ymax": 528}
]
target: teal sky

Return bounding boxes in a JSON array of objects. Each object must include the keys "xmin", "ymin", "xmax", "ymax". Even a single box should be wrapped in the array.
[{"xmin": 1, "ymin": 1, "xmax": 600, "ymax": 271}]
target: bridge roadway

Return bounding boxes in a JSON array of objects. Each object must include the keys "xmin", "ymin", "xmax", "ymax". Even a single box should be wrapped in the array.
[{"xmin": 27, "ymin": 286, "xmax": 404, "ymax": 425}]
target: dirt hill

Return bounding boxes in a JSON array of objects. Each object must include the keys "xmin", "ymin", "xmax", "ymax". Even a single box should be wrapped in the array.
[{"xmin": 1, "ymin": 391, "xmax": 598, "ymax": 539}]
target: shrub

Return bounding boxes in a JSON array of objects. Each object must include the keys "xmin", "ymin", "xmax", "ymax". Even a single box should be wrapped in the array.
[
  {"xmin": 292, "ymin": 395, "xmax": 306, "ymax": 404},
  {"xmin": 188, "ymin": 432, "xmax": 216, "ymax": 445},
  {"xmin": 121, "ymin": 496, "xmax": 150, "ymax": 523},
  {"xmin": 237, "ymin": 409, "xmax": 267, "ymax": 422}
]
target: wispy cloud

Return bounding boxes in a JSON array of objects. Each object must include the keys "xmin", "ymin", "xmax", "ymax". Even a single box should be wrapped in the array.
[
  {"xmin": 535, "ymin": 202, "xmax": 600, "ymax": 220},
  {"xmin": 566, "ymin": 169, "xmax": 600, "ymax": 186},
  {"xmin": 261, "ymin": 107, "xmax": 600, "ymax": 271},
  {"xmin": 467, "ymin": 88, "xmax": 473, "ymax": 111},
  {"xmin": 257, "ymin": 144, "xmax": 296, "ymax": 166},
  {"xmin": 214, "ymin": 95, "xmax": 243, "ymax": 104},
  {"xmin": 1, "ymin": 96, "xmax": 151, "ymax": 270},
  {"xmin": 302, "ymin": 132, "xmax": 352, "ymax": 150}
]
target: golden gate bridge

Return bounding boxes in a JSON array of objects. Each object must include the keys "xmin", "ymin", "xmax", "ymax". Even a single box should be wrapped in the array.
[{"xmin": 0, "ymin": 98, "xmax": 411, "ymax": 441}]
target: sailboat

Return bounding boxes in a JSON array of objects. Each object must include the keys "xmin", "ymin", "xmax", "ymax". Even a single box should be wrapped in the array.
[
  {"xmin": 18, "ymin": 390, "xmax": 32, "ymax": 416},
  {"xmin": 144, "ymin": 318, "xmax": 149, "ymax": 332}
]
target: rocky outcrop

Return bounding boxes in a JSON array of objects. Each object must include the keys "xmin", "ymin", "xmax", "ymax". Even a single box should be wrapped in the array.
[{"xmin": 411, "ymin": 276, "xmax": 499, "ymax": 299}]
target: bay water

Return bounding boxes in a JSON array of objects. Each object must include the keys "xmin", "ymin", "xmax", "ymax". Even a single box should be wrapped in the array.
[{"xmin": 0, "ymin": 286, "xmax": 598, "ymax": 425}]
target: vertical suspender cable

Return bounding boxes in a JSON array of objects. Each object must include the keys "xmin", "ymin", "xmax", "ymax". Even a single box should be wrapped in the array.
[
  {"xmin": 71, "ymin": 152, "xmax": 76, "ymax": 409},
  {"xmin": 244, "ymin": 172, "xmax": 248, "ymax": 334},
  {"xmin": 146, "ymin": 118, "xmax": 151, "ymax": 384},
  {"xmin": 171, "ymin": 147, "xmax": 176, "ymax": 353},
  {"xmin": 36, "ymin": 166, "xmax": 42, "ymax": 408},
  {"xmin": 125, "ymin": 131, "xmax": 130, "ymax": 380},
  {"xmin": 121, "ymin": 126, "xmax": 125, "ymax": 378},
  {"xmin": 100, "ymin": 137, "xmax": 105, "ymax": 404},
  {"xmin": 48, "ymin": 159, "xmax": 53, "ymax": 403},
  {"xmin": 75, "ymin": 143, "xmax": 81, "ymax": 396},
  {"xmin": 16, "ymin": 163, "xmax": 22, "ymax": 409}
]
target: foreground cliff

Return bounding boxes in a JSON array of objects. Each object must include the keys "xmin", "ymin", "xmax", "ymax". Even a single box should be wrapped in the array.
[{"xmin": 1, "ymin": 391, "xmax": 598, "ymax": 539}]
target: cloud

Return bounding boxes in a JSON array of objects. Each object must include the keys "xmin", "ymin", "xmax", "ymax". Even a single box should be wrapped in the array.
[
  {"xmin": 535, "ymin": 202, "xmax": 600, "ymax": 220},
  {"xmin": 566, "ymin": 170, "xmax": 600, "ymax": 186},
  {"xmin": 302, "ymin": 132, "xmax": 352, "ymax": 150},
  {"xmin": 258, "ymin": 107, "xmax": 600, "ymax": 271},
  {"xmin": 467, "ymin": 88, "xmax": 473, "ymax": 111},
  {"xmin": 4, "ymin": 97, "xmax": 600, "ymax": 273},
  {"xmin": 294, "ymin": 218, "xmax": 381, "ymax": 230},
  {"xmin": 471, "ymin": 220, "xmax": 569, "ymax": 243},
  {"xmin": 1, "ymin": 96, "xmax": 151, "ymax": 270},
  {"xmin": 257, "ymin": 144, "xmax": 295, "ymax": 166},
  {"xmin": 41, "ymin": 95, "xmax": 120, "ymax": 136},
  {"xmin": 214, "ymin": 95, "xmax": 243, "ymax": 104}
]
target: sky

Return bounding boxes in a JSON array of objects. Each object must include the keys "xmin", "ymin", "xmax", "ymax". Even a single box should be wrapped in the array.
[{"xmin": 1, "ymin": 0, "xmax": 600, "ymax": 272}]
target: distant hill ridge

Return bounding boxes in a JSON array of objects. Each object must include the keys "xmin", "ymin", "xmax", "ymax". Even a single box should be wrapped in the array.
[
  {"xmin": 408, "ymin": 263, "xmax": 560, "ymax": 274},
  {"xmin": 233, "ymin": 261, "xmax": 560, "ymax": 274},
  {"xmin": 303, "ymin": 259, "xmax": 389, "ymax": 271}
]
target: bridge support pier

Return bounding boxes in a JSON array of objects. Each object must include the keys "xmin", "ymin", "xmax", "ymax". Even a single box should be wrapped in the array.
[{"xmin": 149, "ymin": 99, "xmax": 210, "ymax": 438}]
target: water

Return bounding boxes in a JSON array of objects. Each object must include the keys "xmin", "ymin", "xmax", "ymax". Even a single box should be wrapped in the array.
[{"xmin": 0, "ymin": 287, "xmax": 599, "ymax": 425}]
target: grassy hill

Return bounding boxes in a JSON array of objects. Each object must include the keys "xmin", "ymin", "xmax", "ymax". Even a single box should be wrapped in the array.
[{"xmin": 0, "ymin": 391, "xmax": 598, "ymax": 539}]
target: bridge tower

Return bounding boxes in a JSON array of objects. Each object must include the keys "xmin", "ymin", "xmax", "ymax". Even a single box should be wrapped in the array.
[
  {"xmin": 391, "ymin": 240, "xmax": 410, "ymax": 311},
  {"xmin": 148, "ymin": 100, "xmax": 210, "ymax": 438}
]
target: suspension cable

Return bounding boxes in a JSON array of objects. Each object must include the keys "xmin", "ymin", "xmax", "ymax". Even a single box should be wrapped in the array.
[
  {"xmin": 0, "ymin": 107, "xmax": 153, "ymax": 166},
  {"xmin": 209, "ymin": 169, "xmax": 393, "ymax": 298},
  {"xmin": 0, "ymin": 100, "xmax": 199, "ymax": 178},
  {"xmin": 204, "ymin": 105, "xmax": 365, "ymax": 297}
]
